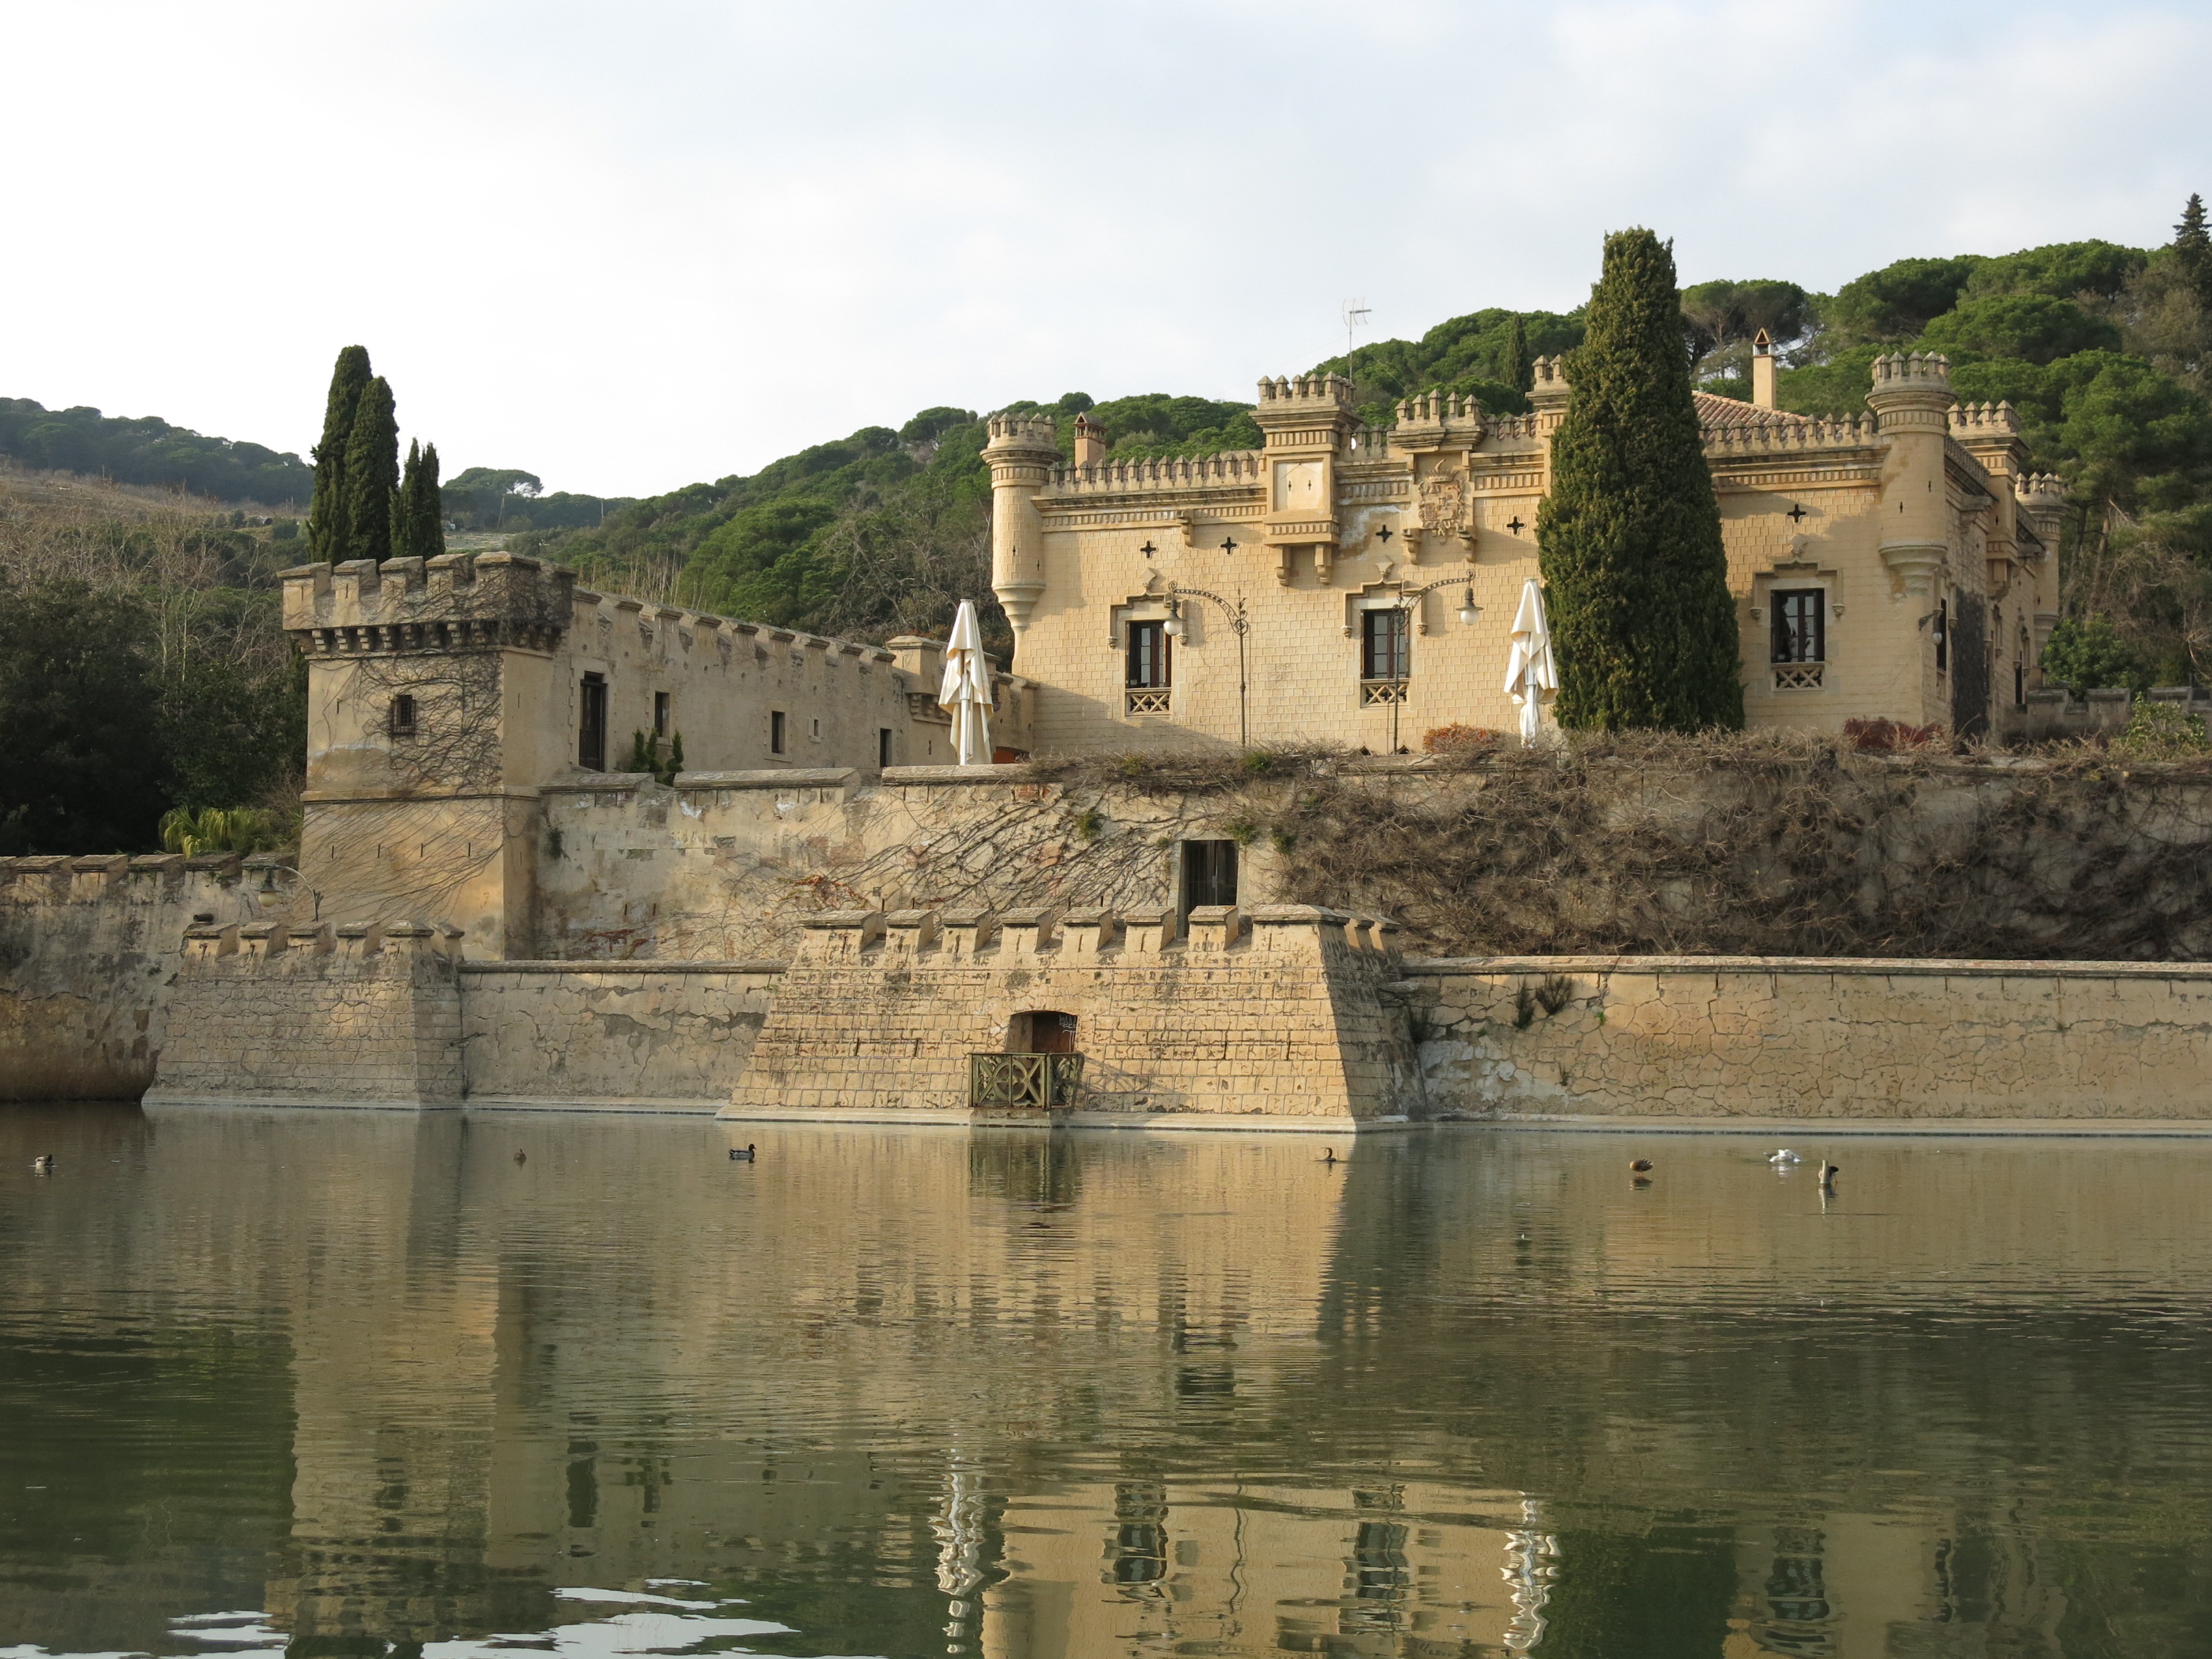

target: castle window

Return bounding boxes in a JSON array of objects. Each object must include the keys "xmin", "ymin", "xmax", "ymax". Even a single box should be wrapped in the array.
[
  {"xmin": 1935, "ymin": 597, "xmax": 1950, "ymax": 673},
  {"xmin": 770, "ymin": 709, "xmax": 787, "ymax": 755},
  {"xmin": 1771, "ymin": 590, "xmax": 1824, "ymax": 664},
  {"xmin": 578, "ymin": 673, "xmax": 607, "ymax": 771},
  {"xmin": 1179, "ymin": 838, "xmax": 1238, "ymax": 923},
  {"xmin": 387, "ymin": 694, "xmax": 417, "ymax": 738},
  {"xmin": 1769, "ymin": 588, "xmax": 1826, "ymax": 689},
  {"xmin": 1126, "ymin": 619, "xmax": 1171, "ymax": 715},
  {"xmin": 1361, "ymin": 606, "xmax": 1409, "ymax": 684},
  {"xmin": 878, "ymin": 728, "xmax": 893, "ymax": 769},
  {"xmin": 811, "ymin": 716, "xmax": 822, "ymax": 742},
  {"xmin": 654, "ymin": 690, "xmax": 670, "ymax": 738}
]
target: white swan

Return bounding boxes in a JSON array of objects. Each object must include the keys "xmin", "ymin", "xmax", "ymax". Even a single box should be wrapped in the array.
[{"xmin": 1768, "ymin": 1148, "xmax": 1802, "ymax": 1166}]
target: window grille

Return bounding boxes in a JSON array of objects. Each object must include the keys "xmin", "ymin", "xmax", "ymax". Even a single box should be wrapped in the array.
[{"xmin": 388, "ymin": 694, "xmax": 417, "ymax": 738}]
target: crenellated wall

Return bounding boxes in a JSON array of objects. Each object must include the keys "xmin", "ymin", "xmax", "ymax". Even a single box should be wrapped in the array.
[
  {"xmin": 148, "ymin": 921, "xmax": 468, "ymax": 1108},
  {"xmin": 0, "ymin": 852, "xmax": 291, "ymax": 1101},
  {"xmin": 725, "ymin": 902, "xmax": 1420, "ymax": 1129}
]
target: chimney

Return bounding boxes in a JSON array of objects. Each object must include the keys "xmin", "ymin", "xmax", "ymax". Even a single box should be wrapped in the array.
[
  {"xmin": 1072, "ymin": 412, "xmax": 1108, "ymax": 466},
  {"xmin": 1750, "ymin": 329, "xmax": 1777, "ymax": 408}
]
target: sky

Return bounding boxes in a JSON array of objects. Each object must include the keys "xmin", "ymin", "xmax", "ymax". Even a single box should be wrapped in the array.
[{"xmin": 5, "ymin": 0, "xmax": 2209, "ymax": 499}]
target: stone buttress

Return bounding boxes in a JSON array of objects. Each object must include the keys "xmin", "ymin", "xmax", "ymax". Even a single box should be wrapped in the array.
[{"xmin": 722, "ymin": 902, "xmax": 1423, "ymax": 1129}]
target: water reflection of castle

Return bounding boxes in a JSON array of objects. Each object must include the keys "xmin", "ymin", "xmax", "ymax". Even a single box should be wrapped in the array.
[{"xmin": 32, "ymin": 1112, "xmax": 2212, "ymax": 1657}]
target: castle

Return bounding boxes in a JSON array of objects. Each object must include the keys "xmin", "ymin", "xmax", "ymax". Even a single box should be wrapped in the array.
[
  {"xmin": 987, "ymin": 348, "xmax": 2067, "ymax": 752},
  {"xmin": 12, "ymin": 346, "xmax": 2212, "ymax": 1130}
]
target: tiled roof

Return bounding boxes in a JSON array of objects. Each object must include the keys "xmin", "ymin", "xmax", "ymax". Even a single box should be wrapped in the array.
[{"xmin": 1694, "ymin": 392, "xmax": 1813, "ymax": 430}]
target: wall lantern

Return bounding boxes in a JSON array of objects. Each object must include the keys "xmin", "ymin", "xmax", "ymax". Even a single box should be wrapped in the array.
[
  {"xmin": 1162, "ymin": 599, "xmax": 1185, "ymax": 639},
  {"xmin": 1456, "ymin": 586, "xmax": 1482, "ymax": 625}
]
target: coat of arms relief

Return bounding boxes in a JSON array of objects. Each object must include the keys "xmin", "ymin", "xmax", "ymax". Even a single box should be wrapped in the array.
[{"xmin": 1417, "ymin": 465, "xmax": 1471, "ymax": 540}]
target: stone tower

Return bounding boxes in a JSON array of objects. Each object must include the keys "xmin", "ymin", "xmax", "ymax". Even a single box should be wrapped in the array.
[
  {"xmin": 282, "ymin": 551, "xmax": 577, "ymax": 958},
  {"xmin": 983, "ymin": 413, "xmax": 1061, "ymax": 640}
]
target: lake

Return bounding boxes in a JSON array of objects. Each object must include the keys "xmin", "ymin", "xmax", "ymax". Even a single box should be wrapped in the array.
[{"xmin": 2, "ymin": 1105, "xmax": 2210, "ymax": 1658}]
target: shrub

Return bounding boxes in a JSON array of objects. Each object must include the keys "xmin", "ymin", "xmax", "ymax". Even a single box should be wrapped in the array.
[{"xmin": 2115, "ymin": 700, "xmax": 2212, "ymax": 759}]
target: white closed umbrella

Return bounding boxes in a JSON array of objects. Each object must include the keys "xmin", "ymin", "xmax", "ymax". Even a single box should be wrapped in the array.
[
  {"xmin": 1503, "ymin": 578, "xmax": 1558, "ymax": 746},
  {"xmin": 938, "ymin": 599, "xmax": 994, "ymax": 767}
]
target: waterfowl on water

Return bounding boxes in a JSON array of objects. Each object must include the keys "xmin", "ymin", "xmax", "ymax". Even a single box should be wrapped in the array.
[
  {"xmin": 1629, "ymin": 1159, "xmax": 1654, "ymax": 1173},
  {"xmin": 730, "ymin": 1144, "xmax": 756, "ymax": 1163},
  {"xmin": 30, "ymin": 1154, "xmax": 53, "ymax": 1174},
  {"xmin": 1820, "ymin": 1163, "xmax": 1840, "ymax": 1188},
  {"xmin": 1769, "ymin": 1148, "xmax": 1802, "ymax": 1166},
  {"xmin": 1322, "ymin": 1148, "xmax": 1339, "ymax": 1166},
  {"xmin": 514, "ymin": 1150, "xmax": 527, "ymax": 1164}
]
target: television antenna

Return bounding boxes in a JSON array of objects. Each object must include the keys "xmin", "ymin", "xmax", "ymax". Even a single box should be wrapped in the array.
[{"xmin": 1342, "ymin": 298, "xmax": 1371, "ymax": 364}]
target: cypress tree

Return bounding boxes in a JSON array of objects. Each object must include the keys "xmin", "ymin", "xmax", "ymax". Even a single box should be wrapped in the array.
[
  {"xmin": 2175, "ymin": 192, "xmax": 2212, "ymax": 307},
  {"xmin": 1537, "ymin": 228, "xmax": 1743, "ymax": 731},
  {"xmin": 1502, "ymin": 313, "xmax": 1531, "ymax": 394},
  {"xmin": 306, "ymin": 346, "xmax": 371, "ymax": 563},
  {"xmin": 341, "ymin": 375, "xmax": 399, "ymax": 563},
  {"xmin": 394, "ymin": 440, "xmax": 448, "ymax": 562}
]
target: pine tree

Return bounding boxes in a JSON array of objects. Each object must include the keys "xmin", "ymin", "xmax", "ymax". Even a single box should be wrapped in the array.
[
  {"xmin": 306, "ymin": 346, "xmax": 370, "ymax": 563},
  {"xmin": 341, "ymin": 375, "xmax": 399, "ymax": 563},
  {"xmin": 1502, "ymin": 313, "xmax": 1531, "ymax": 394},
  {"xmin": 1537, "ymin": 228, "xmax": 1743, "ymax": 731},
  {"xmin": 2175, "ymin": 192, "xmax": 2212, "ymax": 306},
  {"xmin": 394, "ymin": 439, "xmax": 447, "ymax": 562}
]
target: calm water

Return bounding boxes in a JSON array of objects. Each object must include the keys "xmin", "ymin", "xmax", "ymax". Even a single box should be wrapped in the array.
[{"xmin": 2, "ymin": 1108, "xmax": 2210, "ymax": 1659}]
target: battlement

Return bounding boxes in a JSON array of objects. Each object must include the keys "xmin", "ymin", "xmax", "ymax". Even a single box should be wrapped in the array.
[
  {"xmin": 2017, "ymin": 471, "xmax": 2067, "ymax": 505},
  {"xmin": 180, "ymin": 917, "xmax": 464, "ymax": 978},
  {"xmin": 283, "ymin": 551, "xmax": 576, "ymax": 653},
  {"xmin": 794, "ymin": 902, "xmax": 1402, "ymax": 966},
  {"xmin": 1390, "ymin": 390, "xmax": 1486, "ymax": 448},
  {"xmin": 1869, "ymin": 350, "xmax": 1954, "ymax": 391},
  {"xmin": 983, "ymin": 412, "xmax": 1062, "ymax": 452},
  {"xmin": 1046, "ymin": 451, "xmax": 1265, "ymax": 494},
  {"xmin": 1950, "ymin": 400, "xmax": 2021, "ymax": 437},
  {"xmin": 1256, "ymin": 372, "xmax": 1356, "ymax": 409},
  {"xmin": 1703, "ymin": 412, "xmax": 1881, "ymax": 456},
  {"xmin": 1529, "ymin": 356, "xmax": 1570, "ymax": 409}
]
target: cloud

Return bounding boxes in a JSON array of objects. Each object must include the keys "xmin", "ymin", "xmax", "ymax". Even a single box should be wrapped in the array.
[{"xmin": 2, "ymin": 0, "xmax": 2205, "ymax": 496}]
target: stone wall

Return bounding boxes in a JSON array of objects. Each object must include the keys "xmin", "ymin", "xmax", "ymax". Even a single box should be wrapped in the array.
[
  {"xmin": 459, "ymin": 961, "xmax": 782, "ymax": 1108},
  {"xmin": 726, "ymin": 903, "xmax": 1418, "ymax": 1129},
  {"xmin": 148, "ymin": 921, "xmax": 466, "ymax": 1108},
  {"xmin": 0, "ymin": 853, "xmax": 286, "ymax": 1100},
  {"xmin": 1408, "ymin": 954, "xmax": 2212, "ymax": 1122},
  {"xmin": 529, "ymin": 750, "xmax": 2212, "ymax": 967}
]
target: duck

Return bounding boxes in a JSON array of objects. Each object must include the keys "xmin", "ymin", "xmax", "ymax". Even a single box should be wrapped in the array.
[
  {"xmin": 1768, "ymin": 1148, "xmax": 1802, "ymax": 1166},
  {"xmin": 513, "ymin": 1150, "xmax": 527, "ymax": 1164},
  {"xmin": 1819, "ymin": 1163, "xmax": 1840, "ymax": 1188},
  {"xmin": 30, "ymin": 1154, "xmax": 53, "ymax": 1174},
  {"xmin": 1321, "ymin": 1148, "xmax": 1339, "ymax": 1166},
  {"xmin": 1628, "ymin": 1158, "xmax": 1654, "ymax": 1173},
  {"xmin": 729, "ymin": 1144, "xmax": 756, "ymax": 1163}
]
